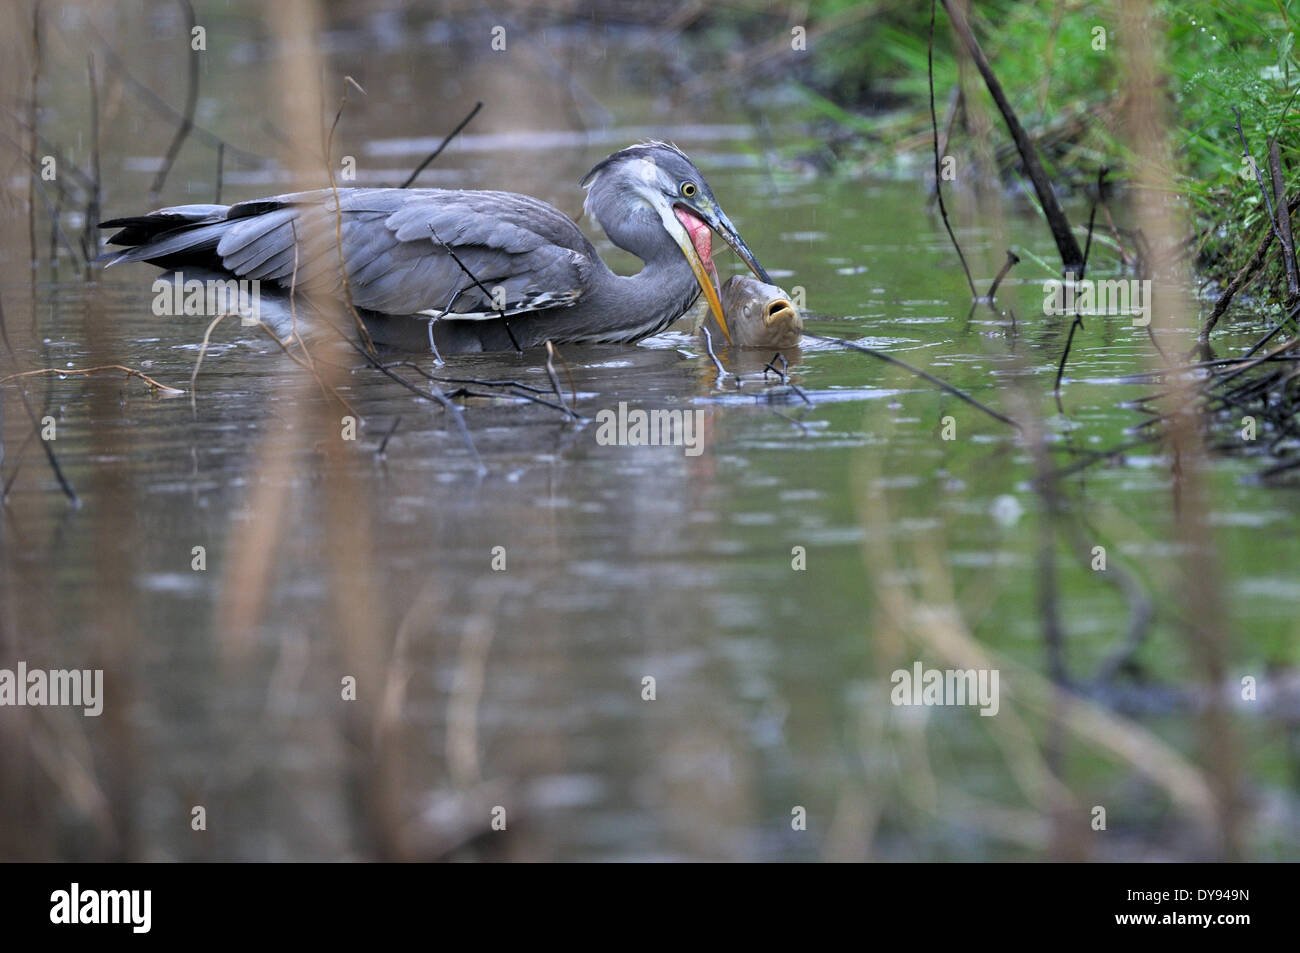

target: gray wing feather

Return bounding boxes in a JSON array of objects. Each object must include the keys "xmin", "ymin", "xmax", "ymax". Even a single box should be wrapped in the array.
[{"xmin": 202, "ymin": 188, "xmax": 596, "ymax": 318}]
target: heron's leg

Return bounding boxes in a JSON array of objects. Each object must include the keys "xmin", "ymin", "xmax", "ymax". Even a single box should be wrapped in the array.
[
  {"xmin": 426, "ymin": 317, "xmax": 444, "ymax": 365},
  {"xmin": 426, "ymin": 286, "xmax": 467, "ymax": 365}
]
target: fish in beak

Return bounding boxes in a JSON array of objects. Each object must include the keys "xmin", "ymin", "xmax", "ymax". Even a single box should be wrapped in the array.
[
  {"xmin": 713, "ymin": 275, "xmax": 803, "ymax": 349},
  {"xmin": 664, "ymin": 200, "xmax": 771, "ymax": 344}
]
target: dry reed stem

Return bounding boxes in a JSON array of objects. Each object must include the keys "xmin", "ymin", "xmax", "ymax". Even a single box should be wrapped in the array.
[{"xmin": 3, "ymin": 364, "xmax": 184, "ymax": 395}]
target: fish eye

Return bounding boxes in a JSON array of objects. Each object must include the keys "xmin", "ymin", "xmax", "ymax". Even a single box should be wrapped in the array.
[{"xmin": 680, "ymin": 182, "xmax": 697, "ymax": 198}]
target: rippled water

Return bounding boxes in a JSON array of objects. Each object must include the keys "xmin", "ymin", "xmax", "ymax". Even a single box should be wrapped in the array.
[{"xmin": 2, "ymin": 6, "xmax": 1297, "ymax": 861}]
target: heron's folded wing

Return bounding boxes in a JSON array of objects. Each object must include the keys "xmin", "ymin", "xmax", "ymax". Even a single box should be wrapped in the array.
[{"xmin": 210, "ymin": 188, "xmax": 597, "ymax": 318}]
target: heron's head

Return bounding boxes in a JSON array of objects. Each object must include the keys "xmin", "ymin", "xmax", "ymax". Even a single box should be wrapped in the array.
[{"xmin": 581, "ymin": 142, "xmax": 770, "ymax": 341}]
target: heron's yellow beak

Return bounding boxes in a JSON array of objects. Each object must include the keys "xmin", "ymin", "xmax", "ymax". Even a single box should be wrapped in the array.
[{"xmin": 670, "ymin": 207, "xmax": 729, "ymax": 342}]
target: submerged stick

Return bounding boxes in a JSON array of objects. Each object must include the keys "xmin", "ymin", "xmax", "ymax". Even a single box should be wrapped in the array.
[
  {"xmin": 316, "ymin": 319, "xmax": 486, "ymax": 474},
  {"xmin": 986, "ymin": 249, "xmax": 1020, "ymax": 303},
  {"xmin": 762, "ymin": 353, "xmax": 812, "ymax": 405},
  {"xmin": 375, "ymin": 416, "xmax": 400, "ymax": 457},
  {"xmin": 1053, "ymin": 315, "xmax": 1085, "ymax": 398},
  {"xmin": 189, "ymin": 313, "xmax": 229, "ymax": 407},
  {"xmin": 543, "ymin": 341, "xmax": 582, "ymax": 420},
  {"xmin": 1053, "ymin": 168, "xmax": 1107, "ymax": 402}
]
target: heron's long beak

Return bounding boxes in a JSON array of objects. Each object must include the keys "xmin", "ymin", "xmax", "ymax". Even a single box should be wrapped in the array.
[
  {"xmin": 663, "ymin": 194, "xmax": 773, "ymax": 344},
  {"xmin": 707, "ymin": 208, "xmax": 773, "ymax": 286},
  {"xmin": 668, "ymin": 207, "xmax": 729, "ymax": 342}
]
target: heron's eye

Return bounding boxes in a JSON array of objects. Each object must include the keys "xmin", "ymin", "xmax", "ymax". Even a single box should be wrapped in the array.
[{"xmin": 680, "ymin": 182, "xmax": 697, "ymax": 198}]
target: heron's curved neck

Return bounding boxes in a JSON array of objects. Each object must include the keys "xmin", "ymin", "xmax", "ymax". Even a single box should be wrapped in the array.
[
  {"xmin": 588, "ymin": 250, "xmax": 700, "ymax": 343},
  {"xmin": 585, "ymin": 197, "xmax": 702, "ymax": 342}
]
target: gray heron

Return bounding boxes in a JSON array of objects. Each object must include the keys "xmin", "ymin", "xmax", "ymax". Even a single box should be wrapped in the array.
[{"xmin": 100, "ymin": 142, "xmax": 771, "ymax": 353}]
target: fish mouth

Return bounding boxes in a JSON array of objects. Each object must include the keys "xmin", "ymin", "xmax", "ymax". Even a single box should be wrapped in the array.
[{"xmin": 764, "ymin": 298, "xmax": 799, "ymax": 328}]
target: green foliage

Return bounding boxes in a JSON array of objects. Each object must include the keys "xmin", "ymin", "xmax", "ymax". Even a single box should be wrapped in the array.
[
  {"xmin": 782, "ymin": 0, "xmax": 1300, "ymax": 285},
  {"xmin": 1167, "ymin": 1, "xmax": 1300, "ymax": 276}
]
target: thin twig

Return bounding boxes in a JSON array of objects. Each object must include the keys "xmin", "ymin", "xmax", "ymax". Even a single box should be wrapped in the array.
[
  {"xmin": 255, "ymin": 326, "xmax": 360, "ymax": 415},
  {"xmin": 429, "ymin": 225, "xmax": 522, "ymax": 351},
  {"xmin": 762, "ymin": 354, "xmax": 812, "ymax": 405},
  {"xmin": 4, "ymin": 364, "xmax": 184, "ymax": 395},
  {"xmin": 189, "ymin": 312, "xmax": 229, "ymax": 408},
  {"xmin": 442, "ymin": 385, "xmax": 579, "ymax": 418},
  {"xmin": 803, "ymin": 331, "xmax": 1020, "ymax": 430},
  {"xmin": 81, "ymin": 54, "xmax": 101, "ymax": 276},
  {"xmin": 1053, "ymin": 314, "xmax": 1085, "ymax": 399},
  {"xmin": 324, "ymin": 76, "xmax": 377, "ymax": 355},
  {"xmin": 89, "ymin": 23, "xmax": 262, "ymax": 164},
  {"xmin": 940, "ymin": 0, "xmax": 1084, "ymax": 272},
  {"xmin": 1267, "ymin": 139, "xmax": 1299, "ymax": 301},
  {"xmin": 30, "ymin": 170, "xmax": 82, "ymax": 267},
  {"xmin": 318, "ymin": 320, "xmax": 486, "ymax": 474},
  {"xmin": 149, "ymin": 0, "xmax": 199, "ymax": 198},
  {"xmin": 384, "ymin": 364, "xmax": 548, "ymax": 394},
  {"xmin": 926, "ymin": 83, "xmax": 962, "ymax": 207},
  {"xmin": 1232, "ymin": 107, "xmax": 1285, "ymax": 253},
  {"xmin": 1053, "ymin": 168, "xmax": 1106, "ymax": 401},
  {"xmin": 1080, "ymin": 167, "xmax": 1107, "ymax": 281},
  {"xmin": 215, "ymin": 141, "xmax": 224, "ymax": 204},
  {"xmin": 1201, "ymin": 193, "xmax": 1299, "ymax": 339},
  {"xmin": 0, "ymin": 294, "xmax": 73, "ymax": 504},
  {"xmin": 547, "ymin": 340, "xmax": 579, "ymax": 409},
  {"xmin": 27, "ymin": 0, "xmax": 41, "ymax": 299},
  {"xmin": 986, "ymin": 249, "xmax": 1020, "ymax": 303},
  {"xmin": 399, "ymin": 101, "xmax": 482, "ymax": 189},
  {"xmin": 543, "ymin": 341, "xmax": 583, "ymax": 420},
  {"xmin": 375, "ymin": 416, "xmax": 401, "ymax": 457},
  {"xmin": 928, "ymin": 0, "xmax": 978, "ymax": 297}
]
